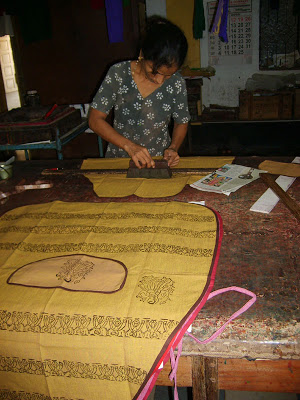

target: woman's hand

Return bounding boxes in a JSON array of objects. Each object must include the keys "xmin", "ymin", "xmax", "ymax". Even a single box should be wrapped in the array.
[
  {"xmin": 89, "ymin": 108, "xmax": 154, "ymax": 169},
  {"xmin": 163, "ymin": 148, "xmax": 180, "ymax": 167},
  {"xmin": 124, "ymin": 142, "xmax": 155, "ymax": 169}
]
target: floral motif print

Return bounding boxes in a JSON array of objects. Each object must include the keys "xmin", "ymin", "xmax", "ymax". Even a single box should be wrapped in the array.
[
  {"xmin": 115, "ymin": 122, "xmax": 124, "ymax": 129},
  {"xmin": 137, "ymin": 275, "xmax": 175, "ymax": 305},
  {"xmin": 133, "ymin": 102, "xmax": 142, "ymax": 110},
  {"xmin": 147, "ymin": 113, "xmax": 155, "ymax": 120}
]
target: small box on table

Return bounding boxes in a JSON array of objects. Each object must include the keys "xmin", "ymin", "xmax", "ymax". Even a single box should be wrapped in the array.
[
  {"xmin": 239, "ymin": 90, "xmax": 281, "ymax": 120},
  {"xmin": 239, "ymin": 90, "xmax": 295, "ymax": 120}
]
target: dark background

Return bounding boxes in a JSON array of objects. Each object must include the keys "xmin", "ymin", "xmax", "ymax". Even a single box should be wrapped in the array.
[{"xmin": 3, "ymin": 0, "xmax": 144, "ymax": 106}]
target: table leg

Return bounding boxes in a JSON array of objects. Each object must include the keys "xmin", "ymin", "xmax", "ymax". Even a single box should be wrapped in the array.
[
  {"xmin": 98, "ymin": 136, "xmax": 104, "ymax": 157},
  {"xmin": 192, "ymin": 356, "xmax": 219, "ymax": 400},
  {"xmin": 55, "ymin": 127, "xmax": 63, "ymax": 160}
]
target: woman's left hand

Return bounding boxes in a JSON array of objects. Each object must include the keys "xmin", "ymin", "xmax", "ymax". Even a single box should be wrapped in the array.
[{"xmin": 163, "ymin": 148, "xmax": 180, "ymax": 167}]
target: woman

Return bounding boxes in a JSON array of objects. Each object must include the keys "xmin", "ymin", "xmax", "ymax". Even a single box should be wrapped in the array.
[{"xmin": 88, "ymin": 16, "xmax": 190, "ymax": 169}]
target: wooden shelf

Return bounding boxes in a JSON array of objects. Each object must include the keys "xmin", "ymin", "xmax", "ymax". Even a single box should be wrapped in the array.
[{"xmin": 191, "ymin": 119, "xmax": 300, "ymax": 125}]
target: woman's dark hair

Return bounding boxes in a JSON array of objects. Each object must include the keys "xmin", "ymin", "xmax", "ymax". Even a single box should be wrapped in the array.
[{"xmin": 140, "ymin": 16, "xmax": 188, "ymax": 73}]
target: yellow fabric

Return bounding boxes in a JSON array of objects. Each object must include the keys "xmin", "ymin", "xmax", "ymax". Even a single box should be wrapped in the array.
[
  {"xmin": 174, "ymin": 156, "xmax": 234, "ymax": 169},
  {"xmin": 0, "ymin": 201, "xmax": 219, "ymax": 400},
  {"xmin": 259, "ymin": 160, "xmax": 300, "ymax": 177},
  {"xmin": 81, "ymin": 156, "xmax": 234, "ymax": 198},
  {"xmin": 8, "ymin": 254, "xmax": 127, "ymax": 292},
  {"xmin": 84, "ymin": 173, "xmax": 203, "ymax": 198}
]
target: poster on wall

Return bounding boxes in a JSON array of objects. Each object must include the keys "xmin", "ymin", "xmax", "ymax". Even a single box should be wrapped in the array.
[{"xmin": 208, "ymin": 0, "xmax": 252, "ymax": 65}]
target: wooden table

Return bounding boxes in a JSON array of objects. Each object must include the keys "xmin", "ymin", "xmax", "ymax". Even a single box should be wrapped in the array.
[
  {"xmin": 0, "ymin": 119, "xmax": 104, "ymax": 160},
  {"xmin": 0, "ymin": 156, "xmax": 299, "ymax": 399}
]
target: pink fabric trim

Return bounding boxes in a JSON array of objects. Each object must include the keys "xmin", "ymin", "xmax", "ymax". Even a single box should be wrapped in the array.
[
  {"xmin": 136, "ymin": 371, "xmax": 158, "ymax": 400},
  {"xmin": 186, "ymin": 286, "xmax": 257, "ymax": 344},
  {"xmin": 138, "ymin": 286, "xmax": 256, "ymax": 400},
  {"xmin": 169, "ymin": 339, "xmax": 183, "ymax": 400},
  {"xmin": 167, "ymin": 286, "xmax": 256, "ymax": 398},
  {"xmin": 135, "ymin": 208, "xmax": 224, "ymax": 400},
  {"xmin": 137, "ymin": 228, "xmax": 256, "ymax": 400},
  {"xmin": 154, "ymin": 209, "xmax": 224, "ymax": 373}
]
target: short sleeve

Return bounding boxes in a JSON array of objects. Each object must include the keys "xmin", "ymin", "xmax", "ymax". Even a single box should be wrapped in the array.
[
  {"xmin": 172, "ymin": 76, "xmax": 191, "ymax": 124},
  {"xmin": 91, "ymin": 64, "xmax": 120, "ymax": 114}
]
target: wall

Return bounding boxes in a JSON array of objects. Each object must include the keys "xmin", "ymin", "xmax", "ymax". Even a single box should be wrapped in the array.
[
  {"xmin": 145, "ymin": 0, "xmax": 166, "ymax": 17},
  {"xmin": 146, "ymin": 0, "xmax": 300, "ymax": 108},
  {"xmin": 146, "ymin": 0, "xmax": 201, "ymax": 68},
  {"xmin": 198, "ymin": 0, "xmax": 300, "ymax": 107},
  {"xmin": 166, "ymin": 0, "xmax": 201, "ymax": 68},
  {"xmin": 201, "ymin": 0, "xmax": 260, "ymax": 107},
  {"xmin": 12, "ymin": 0, "xmax": 142, "ymax": 106}
]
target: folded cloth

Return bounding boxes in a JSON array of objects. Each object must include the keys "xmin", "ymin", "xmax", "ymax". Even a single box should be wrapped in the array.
[
  {"xmin": 81, "ymin": 156, "xmax": 234, "ymax": 170},
  {"xmin": 259, "ymin": 160, "xmax": 300, "ymax": 177},
  {"xmin": 81, "ymin": 156, "xmax": 234, "ymax": 198},
  {"xmin": 84, "ymin": 173, "xmax": 203, "ymax": 198}
]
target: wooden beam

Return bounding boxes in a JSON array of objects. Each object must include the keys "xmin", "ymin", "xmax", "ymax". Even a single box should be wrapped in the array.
[
  {"xmin": 218, "ymin": 358, "xmax": 300, "ymax": 393},
  {"xmin": 42, "ymin": 167, "xmax": 214, "ymax": 176},
  {"xmin": 192, "ymin": 356, "xmax": 219, "ymax": 400},
  {"xmin": 155, "ymin": 356, "xmax": 300, "ymax": 393},
  {"xmin": 260, "ymin": 173, "xmax": 300, "ymax": 221},
  {"xmin": 156, "ymin": 356, "xmax": 193, "ymax": 387}
]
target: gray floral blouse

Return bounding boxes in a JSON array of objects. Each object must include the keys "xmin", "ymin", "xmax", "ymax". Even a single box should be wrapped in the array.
[{"xmin": 91, "ymin": 61, "xmax": 190, "ymax": 157}]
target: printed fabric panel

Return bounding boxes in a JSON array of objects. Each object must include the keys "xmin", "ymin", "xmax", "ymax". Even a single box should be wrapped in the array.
[
  {"xmin": 0, "ymin": 200, "xmax": 222, "ymax": 400},
  {"xmin": 81, "ymin": 156, "xmax": 235, "ymax": 198}
]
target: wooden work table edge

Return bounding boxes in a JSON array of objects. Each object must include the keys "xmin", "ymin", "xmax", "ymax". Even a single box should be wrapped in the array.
[{"xmin": 0, "ymin": 156, "xmax": 299, "ymax": 397}]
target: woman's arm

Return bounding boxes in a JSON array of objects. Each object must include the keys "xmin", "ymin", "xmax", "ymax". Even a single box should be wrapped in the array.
[
  {"xmin": 88, "ymin": 108, "xmax": 155, "ymax": 168},
  {"xmin": 163, "ymin": 122, "xmax": 188, "ymax": 167}
]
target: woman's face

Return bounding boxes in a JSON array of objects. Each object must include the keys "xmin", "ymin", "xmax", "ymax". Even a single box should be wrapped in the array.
[{"xmin": 142, "ymin": 60, "xmax": 178, "ymax": 84}]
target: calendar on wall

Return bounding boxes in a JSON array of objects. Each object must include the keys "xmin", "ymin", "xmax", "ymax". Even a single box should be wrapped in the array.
[{"xmin": 208, "ymin": 0, "xmax": 253, "ymax": 66}]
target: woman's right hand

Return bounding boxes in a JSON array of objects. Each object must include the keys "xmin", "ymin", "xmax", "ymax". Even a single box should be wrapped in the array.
[
  {"xmin": 89, "ymin": 108, "xmax": 154, "ymax": 169},
  {"xmin": 124, "ymin": 143, "xmax": 155, "ymax": 169}
]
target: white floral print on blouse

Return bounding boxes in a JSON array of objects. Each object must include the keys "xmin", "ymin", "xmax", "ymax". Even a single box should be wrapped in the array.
[{"xmin": 91, "ymin": 61, "xmax": 190, "ymax": 158}]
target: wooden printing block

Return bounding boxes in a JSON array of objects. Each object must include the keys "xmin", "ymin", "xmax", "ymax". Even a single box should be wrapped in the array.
[{"xmin": 127, "ymin": 159, "xmax": 172, "ymax": 179}]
